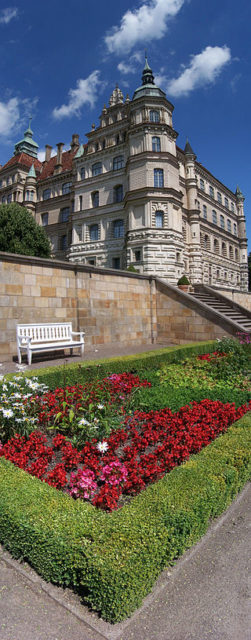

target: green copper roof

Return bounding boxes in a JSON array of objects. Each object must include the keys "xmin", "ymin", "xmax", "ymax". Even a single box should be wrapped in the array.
[
  {"xmin": 27, "ymin": 163, "xmax": 36, "ymax": 178},
  {"xmin": 14, "ymin": 118, "xmax": 39, "ymax": 159},
  {"xmin": 75, "ymin": 144, "xmax": 84, "ymax": 158},
  {"xmin": 133, "ymin": 57, "xmax": 166, "ymax": 100}
]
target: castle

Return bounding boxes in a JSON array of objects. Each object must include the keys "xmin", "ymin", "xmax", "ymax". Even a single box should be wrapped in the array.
[{"xmin": 0, "ymin": 58, "xmax": 248, "ymax": 291}]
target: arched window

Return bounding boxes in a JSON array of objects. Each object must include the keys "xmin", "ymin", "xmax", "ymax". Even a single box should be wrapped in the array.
[
  {"xmin": 91, "ymin": 191, "xmax": 99, "ymax": 207},
  {"xmin": 80, "ymin": 167, "xmax": 85, "ymax": 180},
  {"xmin": 113, "ymin": 155, "xmax": 124, "ymax": 170},
  {"xmin": 220, "ymin": 214, "xmax": 225, "ymax": 229},
  {"xmin": 235, "ymin": 248, "xmax": 239, "ymax": 261},
  {"xmin": 229, "ymin": 245, "xmax": 234, "ymax": 259},
  {"xmin": 155, "ymin": 210, "xmax": 164, "ymax": 228},
  {"xmin": 43, "ymin": 188, "xmax": 51, "ymax": 200},
  {"xmin": 92, "ymin": 162, "xmax": 102, "ymax": 176},
  {"xmin": 113, "ymin": 219, "xmax": 124, "ymax": 238},
  {"xmin": 222, "ymin": 242, "xmax": 227, "ymax": 257},
  {"xmin": 214, "ymin": 238, "xmax": 219, "ymax": 254},
  {"xmin": 89, "ymin": 224, "xmax": 99, "ymax": 241},
  {"xmin": 212, "ymin": 209, "xmax": 217, "ymax": 224},
  {"xmin": 204, "ymin": 234, "xmax": 210, "ymax": 250},
  {"xmin": 150, "ymin": 110, "xmax": 160, "ymax": 123},
  {"xmin": 154, "ymin": 168, "xmax": 164, "ymax": 188},
  {"xmin": 152, "ymin": 136, "xmax": 160, "ymax": 152},
  {"xmin": 233, "ymin": 223, "xmax": 237, "ymax": 235},
  {"xmin": 227, "ymin": 219, "xmax": 231, "ymax": 233},
  {"xmin": 62, "ymin": 182, "xmax": 72, "ymax": 195},
  {"xmin": 114, "ymin": 185, "xmax": 123, "ymax": 203},
  {"xmin": 203, "ymin": 205, "xmax": 207, "ymax": 219}
]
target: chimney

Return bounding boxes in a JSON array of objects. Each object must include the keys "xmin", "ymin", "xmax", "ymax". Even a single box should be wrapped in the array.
[
  {"xmin": 45, "ymin": 144, "xmax": 52, "ymax": 163},
  {"xmin": 54, "ymin": 142, "xmax": 64, "ymax": 174},
  {"xmin": 71, "ymin": 134, "xmax": 79, "ymax": 153}
]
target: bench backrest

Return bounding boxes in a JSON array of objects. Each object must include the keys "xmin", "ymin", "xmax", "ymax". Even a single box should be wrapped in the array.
[{"xmin": 16, "ymin": 323, "xmax": 73, "ymax": 343}]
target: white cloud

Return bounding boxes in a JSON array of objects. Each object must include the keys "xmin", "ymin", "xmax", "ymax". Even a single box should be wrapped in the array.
[
  {"xmin": 117, "ymin": 52, "xmax": 143, "ymax": 75},
  {"xmin": 0, "ymin": 7, "xmax": 18, "ymax": 25},
  {"xmin": 52, "ymin": 71, "xmax": 103, "ymax": 120},
  {"xmin": 167, "ymin": 45, "xmax": 231, "ymax": 97},
  {"xmin": 0, "ymin": 97, "xmax": 19, "ymax": 136},
  {"xmin": 37, "ymin": 148, "xmax": 57, "ymax": 162},
  {"xmin": 105, "ymin": 0, "xmax": 185, "ymax": 54}
]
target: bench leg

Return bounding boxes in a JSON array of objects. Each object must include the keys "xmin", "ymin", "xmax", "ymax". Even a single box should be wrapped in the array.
[
  {"xmin": 80, "ymin": 343, "xmax": 84, "ymax": 358},
  {"xmin": 27, "ymin": 348, "xmax": 32, "ymax": 366}
]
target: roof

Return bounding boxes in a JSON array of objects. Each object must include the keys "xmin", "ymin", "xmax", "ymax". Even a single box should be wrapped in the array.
[
  {"xmin": 38, "ymin": 149, "xmax": 76, "ymax": 181},
  {"xmin": 0, "ymin": 153, "xmax": 42, "ymax": 173}
]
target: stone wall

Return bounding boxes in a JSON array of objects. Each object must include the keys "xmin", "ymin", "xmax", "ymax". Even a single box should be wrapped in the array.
[
  {"xmin": 0, "ymin": 253, "xmax": 156, "ymax": 361},
  {"xmin": 216, "ymin": 288, "xmax": 251, "ymax": 312},
  {"xmin": 0, "ymin": 252, "xmax": 237, "ymax": 362},
  {"xmin": 156, "ymin": 280, "xmax": 233, "ymax": 344}
]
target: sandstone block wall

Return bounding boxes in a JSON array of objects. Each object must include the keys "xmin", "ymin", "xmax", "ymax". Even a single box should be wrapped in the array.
[{"xmin": 0, "ymin": 254, "xmax": 156, "ymax": 361}]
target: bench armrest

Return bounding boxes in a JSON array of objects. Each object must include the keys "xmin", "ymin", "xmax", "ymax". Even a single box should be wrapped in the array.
[
  {"xmin": 71, "ymin": 331, "xmax": 85, "ymax": 339},
  {"xmin": 17, "ymin": 336, "xmax": 32, "ymax": 346}
]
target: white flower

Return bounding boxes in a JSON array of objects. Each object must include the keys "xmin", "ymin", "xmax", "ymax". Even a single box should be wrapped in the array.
[
  {"xmin": 97, "ymin": 441, "xmax": 109, "ymax": 454},
  {"xmin": 93, "ymin": 417, "xmax": 99, "ymax": 424},
  {"xmin": 0, "ymin": 375, "xmax": 4, "ymax": 381},
  {"xmin": 2, "ymin": 409, "xmax": 14, "ymax": 418},
  {"xmin": 78, "ymin": 418, "xmax": 90, "ymax": 426},
  {"xmin": 97, "ymin": 404, "xmax": 104, "ymax": 410},
  {"xmin": 2, "ymin": 385, "xmax": 7, "ymax": 392}
]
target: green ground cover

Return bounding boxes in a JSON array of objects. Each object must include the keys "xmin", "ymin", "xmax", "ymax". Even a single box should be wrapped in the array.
[{"xmin": 0, "ymin": 338, "xmax": 250, "ymax": 622}]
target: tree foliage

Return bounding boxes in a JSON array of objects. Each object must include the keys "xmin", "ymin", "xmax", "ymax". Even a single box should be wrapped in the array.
[{"xmin": 0, "ymin": 203, "xmax": 51, "ymax": 258}]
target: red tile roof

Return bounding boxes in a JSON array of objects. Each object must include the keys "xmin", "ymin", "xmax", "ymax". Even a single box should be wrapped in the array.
[
  {"xmin": 1, "ymin": 153, "xmax": 42, "ymax": 173},
  {"xmin": 38, "ymin": 149, "xmax": 75, "ymax": 181}
]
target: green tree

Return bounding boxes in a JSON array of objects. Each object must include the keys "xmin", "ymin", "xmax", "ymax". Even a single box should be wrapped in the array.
[{"xmin": 0, "ymin": 203, "xmax": 51, "ymax": 258}]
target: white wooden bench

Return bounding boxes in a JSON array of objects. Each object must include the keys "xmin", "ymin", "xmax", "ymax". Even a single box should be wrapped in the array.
[{"xmin": 16, "ymin": 323, "xmax": 85, "ymax": 365}]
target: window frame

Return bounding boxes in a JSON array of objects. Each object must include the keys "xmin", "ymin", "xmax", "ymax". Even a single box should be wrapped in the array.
[
  {"xmin": 60, "ymin": 207, "xmax": 70, "ymax": 223},
  {"xmin": 92, "ymin": 162, "xmax": 102, "ymax": 177},
  {"xmin": 43, "ymin": 188, "xmax": 51, "ymax": 201},
  {"xmin": 89, "ymin": 223, "xmax": 99, "ymax": 242},
  {"xmin": 154, "ymin": 168, "xmax": 164, "ymax": 188},
  {"xmin": 155, "ymin": 210, "xmax": 164, "ymax": 228},
  {"xmin": 113, "ymin": 155, "xmax": 124, "ymax": 171},
  {"xmin": 62, "ymin": 182, "xmax": 72, "ymax": 195},
  {"xmin": 113, "ymin": 219, "xmax": 124, "ymax": 239},
  {"xmin": 152, "ymin": 136, "xmax": 161, "ymax": 152},
  {"xmin": 150, "ymin": 110, "xmax": 160, "ymax": 123},
  {"xmin": 91, "ymin": 191, "xmax": 99, "ymax": 208}
]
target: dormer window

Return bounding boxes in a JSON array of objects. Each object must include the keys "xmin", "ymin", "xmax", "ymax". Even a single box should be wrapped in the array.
[{"xmin": 150, "ymin": 110, "xmax": 160, "ymax": 123}]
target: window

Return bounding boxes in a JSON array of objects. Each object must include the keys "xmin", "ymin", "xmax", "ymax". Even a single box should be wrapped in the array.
[
  {"xmin": 152, "ymin": 136, "xmax": 160, "ymax": 152},
  {"xmin": 134, "ymin": 250, "xmax": 141, "ymax": 262},
  {"xmin": 112, "ymin": 257, "xmax": 120, "ymax": 269},
  {"xmin": 212, "ymin": 209, "xmax": 217, "ymax": 224},
  {"xmin": 62, "ymin": 182, "xmax": 72, "ymax": 195},
  {"xmin": 7, "ymin": 194, "xmax": 12, "ymax": 203},
  {"xmin": 1, "ymin": 196, "xmax": 6, "ymax": 203},
  {"xmin": 114, "ymin": 184, "xmax": 123, "ymax": 203},
  {"xmin": 229, "ymin": 245, "xmax": 233, "ymax": 259},
  {"xmin": 95, "ymin": 143, "xmax": 99, "ymax": 152},
  {"xmin": 214, "ymin": 238, "xmax": 219, "ymax": 254},
  {"xmin": 113, "ymin": 219, "xmax": 124, "ymax": 238},
  {"xmin": 150, "ymin": 110, "xmax": 160, "ymax": 122},
  {"xmin": 204, "ymin": 235, "xmax": 210, "ymax": 250},
  {"xmin": 113, "ymin": 155, "xmax": 124, "ymax": 170},
  {"xmin": 227, "ymin": 219, "xmax": 231, "ymax": 233},
  {"xmin": 80, "ymin": 167, "xmax": 85, "ymax": 180},
  {"xmin": 92, "ymin": 191, "xmax": 99, "ymax": 207},
  {"xmin": 217, "ymin": 191, "xmax": 222, "ymax": 204},
  {"xmin": 225, "ymin": 197, "xmax": 229, "ymax": 209},
  {"xmin": 26, "ymin": 191, "xmax": 34, "ymax": 201},
  {"xmin": 222, "ymin": 242, "xmax": 227, "ymax": 257},
  {"xmin": 220, "ymin": 214, "xmax": 225, "ymax": 229},
  {"xmin": 12, "ymin": 174, "xmax": 16, "ymax": 183},
  {"xmin": 116, "ymin": 134, "xmax": 120, "ymax": 145},
  {"xmin": 233, "ymin": 223, "xmax": 237, "ymax": 235},
  {"xmin": 92, "ymin": 162, "xmax": 102, "ymax": 176},
  {"xmin": 102, "ymin": 139, "xmax": 106, "ymax": 149},
  {"xmin": 41, "ymin": 213, "xmax": 48, "ymax": 226},
  {"xmin": 6, "ymin": 177, "xmax": 10, "ymax": 185},
  {"xmin": 209, "ymin": 185, "xmax": 214, "ymax": 198},
  {"xmin": 60, "ymin": 235, "xmax": 67, "ymax": 250},
  {"xmin": 202, "ymin": 205, "xmax": 207, "ymax": 219},
  {"xmin": 200, "ymin": 178, "xmax": 205, "ymax": 191},
  {"xmin": 79, "ymin": 195, "xmax": 82, "ymax": 210},
  {"xmin": 88, "ymin": 258, "xmax": 96, "ymax": 266},
  {"xmin": 43, "ymin": 189, "xmax": 51, "ymax": 200},
  {"xmin": 235, "ymin": 248, "xmax": 239, "ymax": 261},
  {"xmin": 154, "ymin": 168, "xmax": 164, "ymax": 188},
  {"xmin": 155, "ymin": 210, "xmax": 164, "ymax": 228},
  {"xmin": 90, "ymin": 224, "xmax": 99, "ymax": 241},
  {"xmin": 60, "ymin": 207, "xmax": 70, "ymax": 223},
  {"xmin": 231, "ymin": 202, "xmax": 235, "ymax": 213}
]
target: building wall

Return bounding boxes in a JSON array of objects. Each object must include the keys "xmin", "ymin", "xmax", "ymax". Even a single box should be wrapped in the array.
[{"xmin": 0, "ymin": 253, "xmax": 238, "ymax": 363}]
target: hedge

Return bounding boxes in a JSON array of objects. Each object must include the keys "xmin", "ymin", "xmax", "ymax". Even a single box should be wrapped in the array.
[
  {"xmin": 11, "ymin": 340, "xmax": 218, "ymax": 388},
  {"xmin": 0, "ymin": 411, "xmax": 250, "ymax": 622}
]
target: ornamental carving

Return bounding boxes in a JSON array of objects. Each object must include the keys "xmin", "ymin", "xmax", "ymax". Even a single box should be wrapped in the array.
[{"xmin": 151, "ymin": 202, "xmax": 168, "ymax": 214}]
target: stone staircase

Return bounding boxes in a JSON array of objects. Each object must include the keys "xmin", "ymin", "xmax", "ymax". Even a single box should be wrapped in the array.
[{"xmin": 191, "ymin": 285, "xmax": 251, "ymax": 333}]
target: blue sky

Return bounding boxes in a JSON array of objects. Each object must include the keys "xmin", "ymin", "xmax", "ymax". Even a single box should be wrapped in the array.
[{"xmin": 0, "ymin": 0, "xmax": 250, "ymax": 248}]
